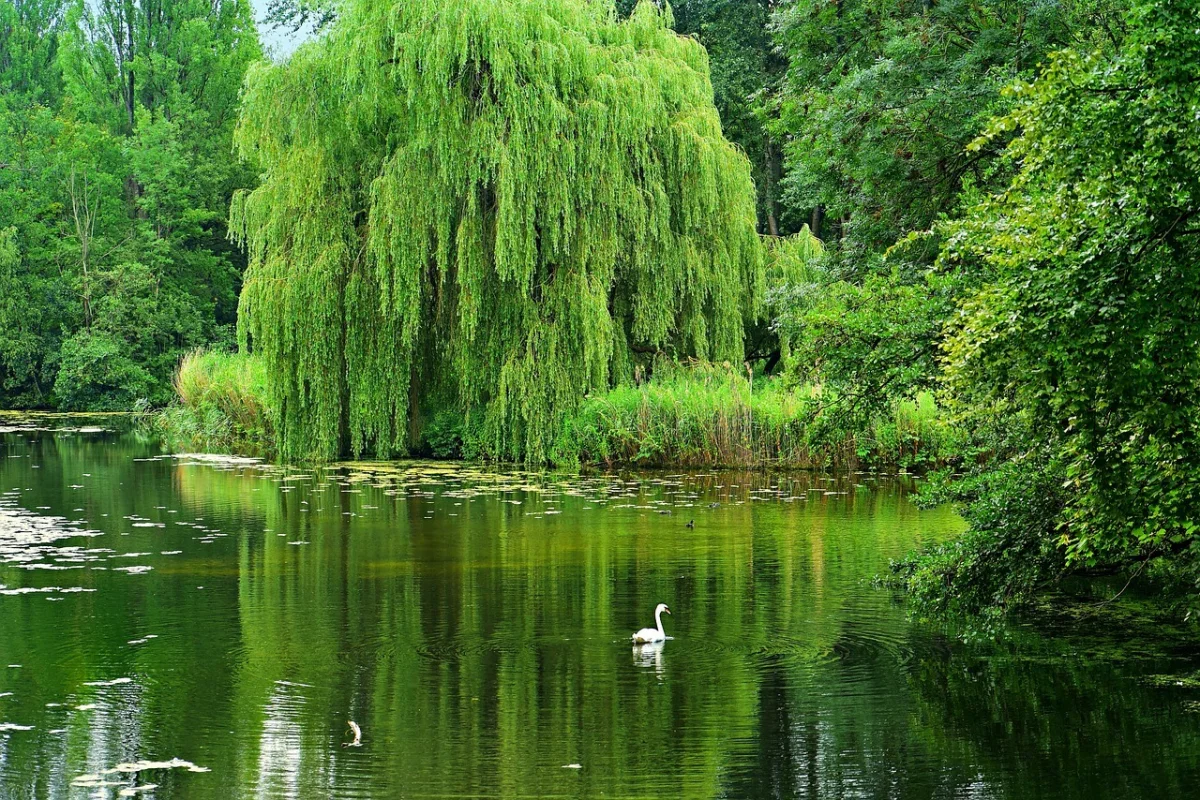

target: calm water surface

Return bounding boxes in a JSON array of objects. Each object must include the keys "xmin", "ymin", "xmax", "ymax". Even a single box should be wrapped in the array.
[{"xmin": 2, "ymin": 420, "xmax": 1200, "ymax": 798}]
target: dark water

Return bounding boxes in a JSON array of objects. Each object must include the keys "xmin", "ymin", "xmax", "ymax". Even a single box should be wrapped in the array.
[{"xmin": 2, "ymin": 420, "xmax": 1200, "ymax": 799}]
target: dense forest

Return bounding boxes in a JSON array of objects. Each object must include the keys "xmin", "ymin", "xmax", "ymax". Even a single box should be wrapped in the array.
[
  {"xmin": 0, "ymin": 0, "xmax": 260, "ymax": 409},
  {"xmin": 5, "ymin": 0, "xmax": 1200, "ymax": 618}
]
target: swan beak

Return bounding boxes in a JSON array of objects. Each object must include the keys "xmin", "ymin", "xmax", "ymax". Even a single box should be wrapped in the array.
[{"xmin": 664, "ymin": 607, "xmax": 671, "ymax": 615}]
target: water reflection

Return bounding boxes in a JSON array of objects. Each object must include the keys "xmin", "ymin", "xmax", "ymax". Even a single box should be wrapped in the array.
[
  {"xmin": 0, "ymin": 426, "xmax": 1199, "ymax": 799},
  {"xmin": 633, "ymin": 641, "xmax": 667, "ymax": 678}
]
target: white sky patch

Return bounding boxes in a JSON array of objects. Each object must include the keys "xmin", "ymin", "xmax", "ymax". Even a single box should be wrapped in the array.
[{"xmin": 249, "ymin": 0, "xmax": 317, "ymax": 60}]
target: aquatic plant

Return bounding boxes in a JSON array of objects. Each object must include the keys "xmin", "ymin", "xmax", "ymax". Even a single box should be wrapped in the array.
[
  {"xmin": 153, "ymin": 349, "xmax": 274, "ymax": 455},
  {"xmin": 231, "ymin": 0, "xmax": 762, "ymax": 463}
]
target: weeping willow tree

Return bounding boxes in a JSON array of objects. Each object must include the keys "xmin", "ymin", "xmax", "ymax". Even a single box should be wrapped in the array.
[
  {"xmin": 747, "ymin": 227, "xmax": 823, "ymax": 374},
  {"xmin": 231, "ymin": 0, "xmax": 762, "ymax": 461}
]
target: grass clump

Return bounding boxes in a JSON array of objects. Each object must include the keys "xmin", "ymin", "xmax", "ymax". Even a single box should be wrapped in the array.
[
  {"xmin": 552, "ymin": 362, "xmax": 960, "ymax": 469},
  {"xmin": 152, "ymin": 350, "xmax": 275, "ymax": 455}
]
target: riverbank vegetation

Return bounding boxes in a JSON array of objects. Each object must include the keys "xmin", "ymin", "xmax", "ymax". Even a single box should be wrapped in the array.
[
  {"xmin": 152, "ymin": 349, "xmax": 273, "ymax": 455},
  {"xmin": 157, "ymin": 354, "xmax": 958, "ymax": 469},
  {"xmin": 557, "ymin": 366, "xmax": 955, "ymax": 470},
  {"xmin": 7, "ymin": 0, "xmax": 1200, "ymax": 618},
  {"xmin": 893, "ymin": 0, "xmax": 1200, "ymax": 620}
]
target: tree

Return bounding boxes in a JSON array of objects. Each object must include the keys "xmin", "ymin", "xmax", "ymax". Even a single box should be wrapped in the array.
[
  {"xmin": 0, "ymin": 0, "xmax": 261, "ymax": 409},
  {"xmin": 262, "ymin": 0, "xmax": 339, "ymax": 33},
  {"xmin": 674, "ymin": 1, "xmax": 789, "ymax": 235},
  {"xmin": 0, "ymin": 0, "xmax": 67, "ymax": 104},
  {"xmin": 232, "ymin": 0, "xmax": 763, "ymax": 462},
  {"xmin": 616, "ymin": 1, "xmax": 791, "ymax": 235},
  {"xmin": 772, "ymin": 0, "xmax": 1125, "ymax": 255},
  {"xmin": 903, "ymin": 0, "xmax": 1200, "ymax": 612}
]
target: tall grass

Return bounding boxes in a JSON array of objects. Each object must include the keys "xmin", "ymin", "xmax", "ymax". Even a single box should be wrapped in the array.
[
  {"xmin": 552, "ymin": 362, "xmax": 959, "ymax": 469},
  {"xmin": 153, "ymin": 354, "xmax": 958, "ymax": 469},
  {"xmin": 152, "ymin": 349, "xmax": 275, "ymax": 455}
]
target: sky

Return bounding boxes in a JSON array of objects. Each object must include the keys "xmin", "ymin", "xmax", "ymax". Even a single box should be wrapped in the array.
[{"xmin": 248, "ymin": 0, "xmax": 316, "ymax": 59}]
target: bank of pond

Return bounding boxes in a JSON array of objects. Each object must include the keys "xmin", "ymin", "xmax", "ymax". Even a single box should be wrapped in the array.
[{"xmin": 154, "ymin": 351, "xmax": 961, "ymax": 471}]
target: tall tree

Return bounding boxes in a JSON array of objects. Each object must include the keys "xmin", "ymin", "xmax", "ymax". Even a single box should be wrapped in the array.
[
  {"xmin": 894, "ymin": 0, "xmax": 1200, "ymax": 616},
  {"xmin": 232, "ymin": 0, "xmax": 763, "ymax": 462},
  {"xmin": 0, "ymin": 0, "xmax": 67, "ymax": 104},
  {"xmin": 617, "ymin": 0, "xmax": 790, "ymax": 235},
  {"xmin": 773, "ymin": 0, "xmax": 1124, "ymax": 255}
]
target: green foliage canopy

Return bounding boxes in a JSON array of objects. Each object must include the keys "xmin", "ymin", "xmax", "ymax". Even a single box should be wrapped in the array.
[
  {"xmin": 773, "ymin": 0, "xmax": 1124, "ymax": 254},
  {"xmin": 233, "ymin": 0, "xmax": 763, "ymax": 462},
  {"xmin": 904, "ymin": 0, "xmax": 1200, "ymax": 610},
  {"xmin": 0, "ymin": 0, "xmax": 261, "ymax": 409},
  {"xmin": 652, "ymin": 0, "xmax": 788, "ymax": 235}
]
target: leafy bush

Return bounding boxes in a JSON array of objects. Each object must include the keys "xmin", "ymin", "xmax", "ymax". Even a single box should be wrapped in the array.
[
  {"xmin": 53, "ymin": 331, "xmax": 154, "ymax": 411},
  {"xmin": 776, "ymin": 267, "xmax": 958, "ymax": 433},
  {"xmin": 419, "ymin": 410, "xmax": 465, "ymax": 459},
  {"xmin": 893, "ymin": 446, "xmax": 1068, "ymax": 623}
]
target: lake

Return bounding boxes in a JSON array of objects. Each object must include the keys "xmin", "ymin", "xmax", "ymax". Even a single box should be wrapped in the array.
[{"xmin": 2, "ymin": 419, "xmax": 1200, "ymax": 798}]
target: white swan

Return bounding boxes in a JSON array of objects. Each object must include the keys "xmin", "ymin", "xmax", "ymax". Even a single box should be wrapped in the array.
[{"xmin": 632, "ymin": 603, "xmax": 671, "ymax": 644}]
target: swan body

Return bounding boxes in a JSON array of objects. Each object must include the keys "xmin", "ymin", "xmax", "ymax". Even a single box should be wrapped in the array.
[{"xmin": 632, "ymin": 603, "xmax": 671, "ymax": 644}]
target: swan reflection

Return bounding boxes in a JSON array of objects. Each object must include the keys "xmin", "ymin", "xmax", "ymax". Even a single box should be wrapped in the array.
[{"xmin": 632, "ymin": 640, "xmax": 666, "ymax": 677}]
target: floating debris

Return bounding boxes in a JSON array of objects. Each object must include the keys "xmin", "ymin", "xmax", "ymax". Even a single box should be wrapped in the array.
[
  {"xmin": 72, "ymin": 758, "xmax": 211, "ymax": 788},
  {"xmin": 0, "ymin": 586, "xmax": 95, "ymax": 596},
  {"xmin": 0, "ymin": 500, "xmax": 105, "ymax": 571},
  {"xmin": 109, "ymin": 759, "xmax": 210, "ymax": 774},
  {"xmin": 173, "ymin": 453, "xmax": 261, "ymax": 467}
]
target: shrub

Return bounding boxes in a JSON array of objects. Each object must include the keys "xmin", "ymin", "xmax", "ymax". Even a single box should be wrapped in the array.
[
  {"xmin": 892, "ymin": 446, "xmax": 1068, "ymax": 623},
  {"xmin": 420, "ymin": 410, "xmax": 466, "ymax": 459},
  {"xmin": 54, "ymin": 331, "xmax": 154, "ymax": 411}
]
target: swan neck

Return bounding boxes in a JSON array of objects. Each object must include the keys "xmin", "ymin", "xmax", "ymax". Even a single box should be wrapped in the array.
[{"xmin": 655, "ymin": 607, "xmax": 665, "ymax": 635}]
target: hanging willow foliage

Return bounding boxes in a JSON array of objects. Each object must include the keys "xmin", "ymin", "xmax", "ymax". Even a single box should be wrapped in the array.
[{"xmin": 231, "ymin": 0, "xmax": 762, "ymax": 462}]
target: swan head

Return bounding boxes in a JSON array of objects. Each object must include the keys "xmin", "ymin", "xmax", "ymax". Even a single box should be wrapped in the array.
[{"xmin": 656, "ymin": 603, "xmax": 671, "ymax": 616}]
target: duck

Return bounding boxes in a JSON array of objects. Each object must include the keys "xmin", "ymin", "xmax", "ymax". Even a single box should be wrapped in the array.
[{"xmin": 632, "ymin": 603, "xmax": 671, "ymax": 644}]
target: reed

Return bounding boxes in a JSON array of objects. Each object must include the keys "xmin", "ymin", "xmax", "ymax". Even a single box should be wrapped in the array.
[
  {"xmin": 551, "ymin": 363, "xmax": 958, "ymax": 470},
  {"xmin": 152, "ymin": 350, "xmax": 275, "ymax": 455}
]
